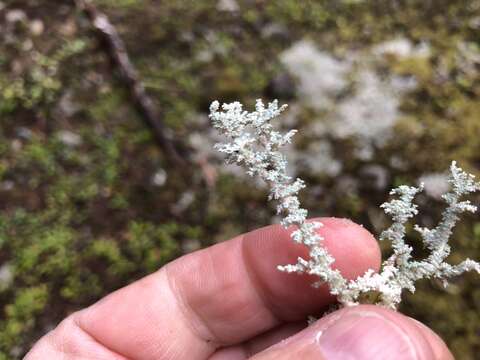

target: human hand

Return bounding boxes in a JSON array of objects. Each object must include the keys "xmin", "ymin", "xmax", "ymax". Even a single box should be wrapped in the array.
[{"xmin": 26, "ymin": 218, "xmax": 453, "ymax": 359}]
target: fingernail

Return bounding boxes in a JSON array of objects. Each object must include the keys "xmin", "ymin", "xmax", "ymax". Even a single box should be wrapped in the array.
[{"xmin": 317, "ymin": 312, "xmax": 418, "ymax": 360}]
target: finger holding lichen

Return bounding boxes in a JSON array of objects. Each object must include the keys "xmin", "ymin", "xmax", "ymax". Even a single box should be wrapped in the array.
[{"xmin": 210, "ymin": 99, "xmax": 480, "ymax": 310}]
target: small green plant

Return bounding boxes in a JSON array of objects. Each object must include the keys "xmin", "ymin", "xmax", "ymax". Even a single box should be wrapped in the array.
[{"xmin": 0, "ymin": 40, "xmax": 86, "ymax": 114}]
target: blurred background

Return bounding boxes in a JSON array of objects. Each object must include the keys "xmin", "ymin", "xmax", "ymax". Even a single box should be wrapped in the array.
[{"xmin": 1, "ymin": 0, "xmax": 479, "ymax": 358}]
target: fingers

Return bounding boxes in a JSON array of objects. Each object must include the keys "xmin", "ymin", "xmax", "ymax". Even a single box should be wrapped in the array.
[
  {"xmin": 24, "ymin": 316, "xmax": 127, "ymax": 360},
  {"xmin": 241, "ymin": 218, "xmax": 381, "ymax": 321},
  {"xmin": 32, "ymin": 217, "xmax": 380, "ymax": 360},
  {"xmin": 251, "ymin": 304, "xmax": 455, "ymax": 360},
  {"xmin": 210, "ymin": 321, "xmax": 307, "ymax": 359},
  {"xmin": 409, "ymin": 317, "xmax": 454, "ymax": 360}
]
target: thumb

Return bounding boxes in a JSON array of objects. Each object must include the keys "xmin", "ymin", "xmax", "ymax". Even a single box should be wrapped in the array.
[{"xmin": 251, "ymin": 304, "xmax": 454, "ymax": 360}]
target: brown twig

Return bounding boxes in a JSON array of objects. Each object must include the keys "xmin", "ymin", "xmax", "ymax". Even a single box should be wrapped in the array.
[
  {"xmin": 74, "ymin": 0, "xmax": 216, "ymax": 227},
  {"xmin": 75, "ymin": 0, "xmax": 185, "ymax": 165}
]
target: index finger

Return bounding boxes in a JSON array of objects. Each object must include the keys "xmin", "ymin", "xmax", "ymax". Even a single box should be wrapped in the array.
[{"xmin": 33, "ymin": 217, "xmax": 381, "ymax": 360}]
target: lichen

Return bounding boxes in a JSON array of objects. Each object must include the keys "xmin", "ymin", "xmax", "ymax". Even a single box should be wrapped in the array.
[{"xmin": 211, "ymin": 99, "xmax": 480, "ymax": 309}]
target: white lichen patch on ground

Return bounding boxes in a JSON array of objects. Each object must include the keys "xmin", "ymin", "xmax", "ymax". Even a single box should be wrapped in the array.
[{"xmin": 280, "ymin": 39, "xmax": 421, "ymax": 161}]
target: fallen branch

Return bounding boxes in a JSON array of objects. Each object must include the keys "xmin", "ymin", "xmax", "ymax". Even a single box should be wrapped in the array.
[{"xmin": 75, "ymin": 0, "xmax": 185, "ymax": 165}]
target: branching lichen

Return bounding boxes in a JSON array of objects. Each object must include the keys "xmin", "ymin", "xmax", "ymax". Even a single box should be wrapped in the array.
[{"xmin": 210, "ymin": 99, "xmax": 480, "ymax": 309}]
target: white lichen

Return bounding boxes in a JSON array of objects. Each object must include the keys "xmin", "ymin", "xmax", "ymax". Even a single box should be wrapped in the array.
[
  {"xmin": 210, "ymin": 99, "xmax": 480, "ymax": 309},
  {"xmin": 280, "ymin": 40, "xmax": 417, "ymax": 161},
  {"xmin": 280, "ymin": 40, "xmax": 349, "ymax": 110}
]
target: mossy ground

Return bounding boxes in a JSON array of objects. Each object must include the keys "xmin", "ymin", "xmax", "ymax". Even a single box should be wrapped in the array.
[{"xmin": 1, "ymin": 1, "xmax": 479, "ymax": 358}]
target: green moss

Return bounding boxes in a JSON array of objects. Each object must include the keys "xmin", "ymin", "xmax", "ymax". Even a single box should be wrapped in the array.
[
  {"xmin": 1, "ymin": 285, "xmax": 48, "ymax": 351},
  {"xmin": 16, "ymin": 227, "xmax": 75, "ymax": 281},
  {"xmin": 88, "ymin": 89, "xmax": 128, "ymax": 122},
  {"xmin": 0, "ymin": 40, "xmax": 86, "ymax": 115},
  {"xmin": 126, "ymin": 221, "xmax": 180, "ymax": 272},
  {"xmin": 95, "ymin": 0, "xmax": 147, "ymax": 9}
]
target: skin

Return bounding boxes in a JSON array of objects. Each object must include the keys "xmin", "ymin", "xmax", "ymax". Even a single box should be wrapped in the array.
[{"xmin": 25, "ymin": 218, "xmax": 454, "ymax": 359}]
